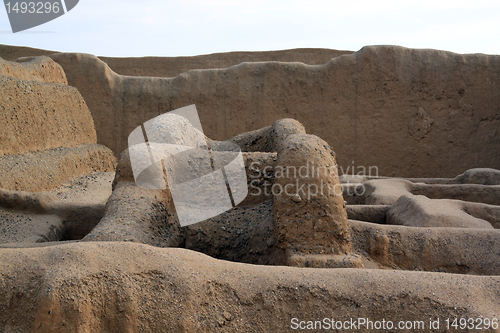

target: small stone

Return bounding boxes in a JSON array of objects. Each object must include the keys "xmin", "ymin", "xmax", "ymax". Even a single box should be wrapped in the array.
[
  {"xmin": 223, "ymin": 311, "xmax": 232, "ymax": 321},
  {"xmin": 291, "ymin": 194, "xmax": 302, "ymax": 203}
]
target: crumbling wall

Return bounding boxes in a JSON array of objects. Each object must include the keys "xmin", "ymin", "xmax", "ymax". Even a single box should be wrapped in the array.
[
  {"xmin": 46, "ymin": 46, "xmax": 499, "ymax": 177},
  {"xmin": 2, "ymin": 44, "xmax": 498, "ymax": 177},
  {"xmin": 0, "ymin": 56, "xmax": 116, "ymax": 191}
]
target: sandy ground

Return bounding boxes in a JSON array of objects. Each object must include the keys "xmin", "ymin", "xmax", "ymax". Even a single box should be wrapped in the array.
[
  {"xmin": 50, "ymin": 171, "xmax": 115, "ymax": 205},
  {"xmin": 1, "ymin": 241, "xmax": 500, "ymax": 332},
  {"xmin": 0, "ymin": 172, "xmax": 114, "ymax": 246}
]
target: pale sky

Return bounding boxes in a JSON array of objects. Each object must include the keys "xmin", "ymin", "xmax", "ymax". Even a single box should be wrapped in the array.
[{"xmin": 1, "ymin": 0, "xmax": 500, "ymax": 57}]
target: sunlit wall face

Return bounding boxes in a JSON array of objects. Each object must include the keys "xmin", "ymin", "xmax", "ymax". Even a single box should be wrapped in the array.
[{"xmin": 1, "ymin": 0, "xmax": 499, "ymax": 56}]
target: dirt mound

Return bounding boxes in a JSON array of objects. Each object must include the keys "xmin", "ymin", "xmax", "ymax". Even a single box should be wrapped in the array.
[
  {"xmin": 387, "ymin": 194, "xmax": 494, "ymax": 229},
  {"xmin": 86, "ymin": 117, "xmax": 351, "ymax": 266},
  {"xmin": 341, "ymin": 169, "xmax": 500, "ymax": 273},
  {"xmin": 1, "ymin": 242, "xmax": 499, "ymax": 333}
]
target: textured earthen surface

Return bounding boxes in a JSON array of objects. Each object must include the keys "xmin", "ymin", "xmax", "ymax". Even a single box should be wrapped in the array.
[
  {"xmin": 0, "ymin": 56, "xmax": 67, "ymax": 84},
  {"xmin": 1, "ymin": 45, "xmax": 500, "ymax": 332},
  {"xmin": 3, "ymin": 44, "xmax": 498, "ymax": 177},
  {"xmin": 0, "ymin": 56, "xmax": 116, "ymax": 192},
  {"xmin": 0, "ymin": 144, "xmax": 117, "ymax": 192},
  {"xmin": 46, "ymin": 46, "xmax": 500, "ymax": 177},
  {"xmin": 342, "ymin": 168, "xmax": 500, "ymax": 273},
  {"xmin": 0, "ymin": 44, "xmax": 353, "ymax": 77},
  {"xmin": 273, "ymin": 133, "xmax": 351, "ymax": 256},
  {"xmin": 1, "ymin": 242, "xmax": 499, "ymax": 333},
  {"xmin": 85, "ymin": 117, "xmax": 352, "ymax": 266},
  {"xmin": 0, "ymin": 44, "xmax": 55, "ymax": 62},
  {"xmin": 98, "ymin": 48, "xmax": 354, "ymax": 78},
  {"xmin": 0, "ymin": 55, "xmax": 116, "ymax": 246},
  {"xmin": 0, "ymin": 58, "xmax": 95, "ymax": 156}
]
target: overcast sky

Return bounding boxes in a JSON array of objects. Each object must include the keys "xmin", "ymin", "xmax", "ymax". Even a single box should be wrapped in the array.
[{"xmin": 1, "ymin": 0, "xmax": 500, "ymax": 57}]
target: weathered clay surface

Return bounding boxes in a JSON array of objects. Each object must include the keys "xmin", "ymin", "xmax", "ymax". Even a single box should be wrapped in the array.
[
  {"xmin": 1, "ymin": 46, "xmax": 500, "ymax": 332},
  {"xmin": 86, "ymin": 117, "xmax": 351, "ymax": 266},
  {"xmin": 0, "ymin": 144, "xmax": 117, "ymax": 192},
  {"xmin": 0, "ymin": 56, "xmax": 66, "ymax": 84},
  {"xmin": 0, "ymin": 56, "xmax": 116, "ymax": 245},
  {"xmin": 0, "ymin": 74, "xmax": 96, "ymax": 156},
  {"xmin": 0, "ymin": 44, "xmax": 353, "ymax": 77},
  {"xmin": 0, "ymin": 56, "xmax": 116, "ymax": 193},
  {"xmin": 99, "ymin": 48, "xmax": 354, "ymax": 78},
  {"xmin": 2, "ymin": 242, "xmax": 499, "ymax": 333},
  {"xmin": 0, "ymin": 44, "xmax": 55, "ymax": 62},
  {"xmin": 386, "ymin": 195, "xmax": 494, "ymax": 229},
  {"xmin": 38, "ymin": 46, "xmax": 500, "ymax": 178},
  {"xmin": 2, "ymin": 44, "xmax": 499, "ymax": 178},
  {"xmin": 342, "ymin": 168, "xmax": 500, "ymax": 273}
]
